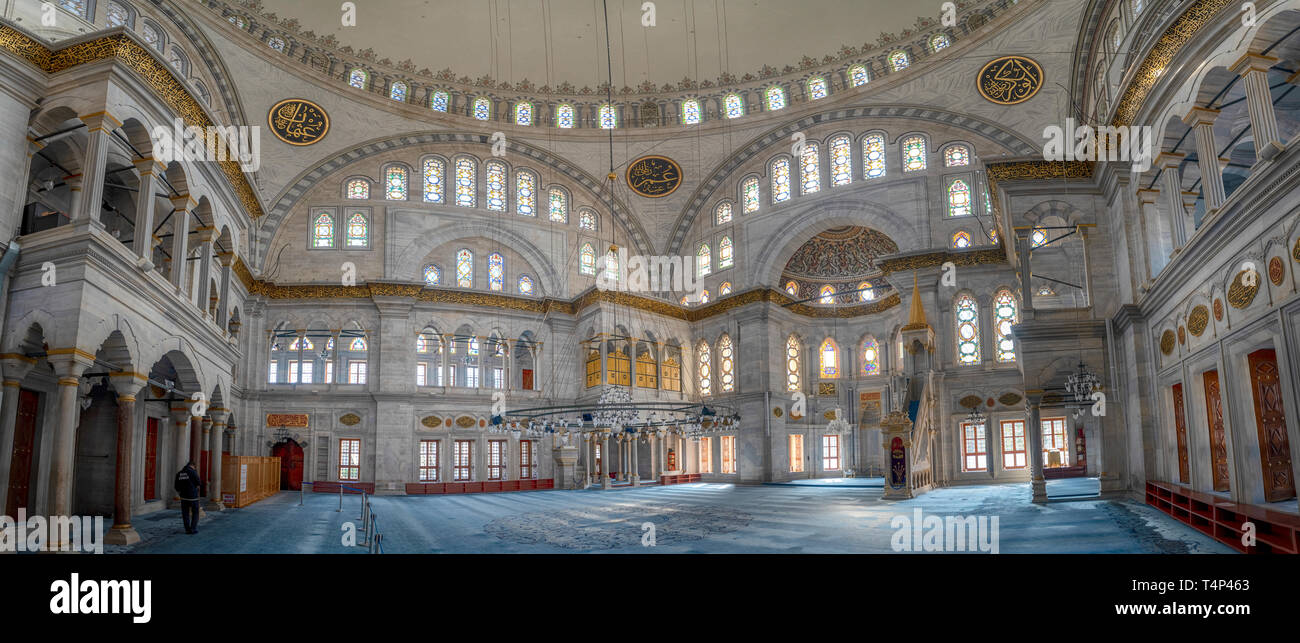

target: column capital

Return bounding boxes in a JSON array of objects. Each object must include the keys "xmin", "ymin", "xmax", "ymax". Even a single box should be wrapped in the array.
[
  {"xmin": 192, "ymin": 226, "xmax": 217, "ymax": 245},
  {"xmin": 108, "ymin": 371, "xmax": 148, "ymax": 399},
  {"xmin": 79, "ymin": 111, "xmax": 123, "ymax": 133},
  {"xmin": 1229, "ymin": 51, "xmax": 1279, "ymax": 76},
  {"xmin": 45, "ymin": 348, "xmax": 95, "ymax": 379},
  {"xmin": 1136, "ymin": 187, "xmax": 1159, "ymax": 204},
  {"xmin": 0, "ymin": 353, "xmax": 36, "ymax": 383},
  {"xmin": 1181, "ymin": 106, "xmax": 1220, "ymax": 127},
  {"xmin": 1154, "ymin": 151, "xmax": 1184, "ymax": 169},
  {"xmin": 208, "ymin": 407, "xmax": 230, "ymax": 424},
  {"xmin": 169, "ymin": 194, "xmax": 195, "ymax": 211},
  {"xmin": 1023, "ymin": 389, "xmax": 1044, "ymax": 407}
]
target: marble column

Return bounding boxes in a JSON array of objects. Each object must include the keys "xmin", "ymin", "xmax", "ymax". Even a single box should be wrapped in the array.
[
  {"xmin": 1136, "ymin": 188, "xmax": 1165, "ymax": 274},
  {"xmin": 75, "ymin": 112, "xmax": 121, "ymax": 224},
  {"xmin": 631, "ymin": 436, "xmax": 640, "ymax": 486},
  {"xmin": 1154, "ymin": 152, "xmax": 1189, "ymax": 249},
  {"xmin": 168, "ymin": 196, "xmax": 193, "ymax": 294},
  {"xmin": 190, "ymin": 415, "xmax": 202, "ymax": 470},
  {"xmin": 1027, "ymin": 393, "xmax": 1046, "ymax": 503},
  {"xmin": 1229, "ymin": 52, "xmax": 1285, "ymax": 162},
  {"xmin": 206, "ymin": 408, "xmax": 228, "ymax": 511},
  {"xmin": 216, "ymin": 253, "xmax": 233, "ymax": 330},
  {"xmin": 105, "ymin": 373, "xmax": 147, "ymax": 545},
  {"xmin": 45, "ymin": 350, "xmax": 92, "ymax": 545},
  {"xmin": 0, "ymin": 357, "xmax": 35, "ymax": 513},
  {"xmin": 1181, "ymin": 107, "xmax": 1226, "ymax": 214},
  {"xmin": 131, "ymin": 158, "xmax": 161, "ymax": 269},
  {"xmin": 194, "ymin": 227, "xmax": 215, "ymax": 315},
  {"xmin": 600, "ymin": 431, "xmax": 612, "ymax": 490},
  {"xmin": 170, "ymin": 406, "xmax": 190, "ymax": 492}
]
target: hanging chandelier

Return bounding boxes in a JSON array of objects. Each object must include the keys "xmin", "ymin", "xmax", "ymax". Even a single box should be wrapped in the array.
[
  {"xmin": 1064, "ymin": 359, "xmax": 1100, "ymax": 404},
  {"xmin": 965, "ymin": 406, "xmax": 987, "ymax": 426},
  {"xmin": 496, "ymin": 384, "xmax": 740, "ymax": 441}
]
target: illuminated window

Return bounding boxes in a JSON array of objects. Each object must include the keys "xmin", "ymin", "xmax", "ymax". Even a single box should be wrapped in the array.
[
  {"xmin": 771, "ymin": 158, "xmax": 791, "ymax": 203},
  {"xmin": 819, "ymin": 285, "xmax": 836, "ymax": 305},
  {"xmin": 697, "ymin": 243, "xmax": 712, "ymax": 278},
  {"xmin": 430, "ymin": 91, "xmax": 449, "ymax": 112},
  {"xmin": 423, "ymin": 264, "xmax": 441, "ymax": 286},
  {"xmin": 719, "ymin": 282, "xmax": 733, "ymax": 295},
  {"xmin": 169, "ymin": 47, "xmax": 188, "ymax": 74},
  {"xmin": 724, "ymin": 94, "xmax": 744, "ymax": 118},
  {"xmin": 786, "ymin": 335, "xmax": 802, "ymax": 392},
  {"xmin": 422, "ymin": 158, "xmax": 444, "ymax": 203},
  {"xmin": 338, "ymin": 438, "xmax": 360, "ymax": 481},
  {"xmin": 902, "ymin": 136, "xmax": 927, "ymax": 172},
  {"xmin": 1043, "ymin": 417, "xmax": 1068, "ymax": 468},
  {"xmin": 829, "ymin": 135, "xmax": 852, "ymax": 187},
  {"xmin": 715, "ymin": 202, "xmax": 733, "ymax": 225},
  {"xmin": 455, "ymin": 158, "xmax": 476, "ymax": 207},
  {"xmin": 488, "ymin": 253, "xmax": 504, "ymax": 291},
  {"xmin": 718, "ymin": 236, "xmax": 734, "ymax": 269},
  {"xmin": 699, "ymin": 290, "xmax": 711, "ymax": 304},
  {"xmin": 988, "ymin": 227, "xmax": 999, "ymax": 244},
  {"xmin": 548, "ymin": 188, "xmax": 567, "ymax": 223},
  {"xmin": 579, "ymin": 243, "xmax": 596, "ymax": 276},
  {"xmin": 484, "ymin": 161, "xmax": 506, "ymax": 211},
  {"xmin": 1132, "ymin": 0, "xmax": 1144, "ymax": 13},
  {"xmin": 961, "ymin": 422, "xmax": 987, "ymax": 472},
  {"xmin": 789, "ymin": 435, "xmax": 804, "ymax": 473},
  {"xmin": 453, "ymin": 440, "xmax": 473, "ymax": 481},
  {"xmin": 718, "ymin": 334, "xmax": 735, "ymax": 392},
  {"xmin": 519, "ymin": 440, "xmax": 535, "ymax": 479},
  {"xmin": 312, "ymin": 212, "xmax": 334, "ymax": 248},
  {"xmin": 742, "ymin": 177, "xmax": 760, "ymax": 213},
  {"xmin": 807, "ymin": 76, "xmax": 828, "ymax": 99},
  {"xmin": 944, "ymin": 145, "xmax": 970, "ymax": 167},
  {"xmin": 488, "ymin": 440, "xmax": 506, "ymax": 480},
  {"xmin": 697, "ymin": 340, "xmax": 712, "ymax": 397},
  {"xmin": 385, "ymin": 166, "xmax": 408, "ymax": 200},
  {"xmin": 599, "ymin": 104, "xmax": 617, "ymax": 129},
  {"xmin": 889, "ymin": 50, "xmax": 910, "ymax": 72},
  {"xmin": 347, "ymin": 361, "xmax": 367, "ymax": 384},
  {"xmin": 579, "ymin": 209, "xmax": 597, "ymax": 230},
  {"xmin": 106, "ymin": 2, "xmax": 130, "ymax": 27},
  {"xmin": 863, "ymin": 134, "xmax": 886, "ymax": 179},
  {"xmin": 721, "ymin": 436, "xmax": 736, "ymax": 474},
  {"xmin": 955, "ymin": 293, "xmax": 980, "ymax": 365},
  {"xmin": 994, "ymin": 289, "xmax": 1018, "ymax": 362},
  {"xmin": 1037, "ymin": 285, "xmax": 1055, "ymax": 296},
  {"xmin": 419, "ymin": 441, "xmax": 439, "ymax": 481},
  {"xmin": 515, "ymin": 101, "xmax": 533, "ymax": 126},
  {"xmin": 699, "ymin": 437, "xmax": 713, "ymax": 473},
  {"xmin": 141, "ymin": 22, "xmax": 162, "ymax": 50},
  {"xmin": 822, "ymin": 435, "xmax": 840, "ymax": 470},
  {"xmin": 556, "ymin": 104, "xmax": 574, "ymax": 128},
  {"xmin": 663, "ymin": 355, "xmax": 681, "ymax": 391},
  {"xmin": 1031, "ymin": 227, "xmax": 1048, "ymax": 247},
  {"xmin": 682, "ymin": 99, "xmax": 701, "ymax": 124},
  {"xmin": 473, "ymin": 97, "xmax": 491, "ymax": 120},
  {"xmin": 226, "ymin": 13, "xmax": 246, "ymax": 28},
  {"xmin": 849, "ymin": 64, "xmax": 869, "ymax": 87},
  {"xmin": 931, "ymin": 33, "xmax": 950, "ymax": 52},
  {"xmin": 1001, "ymin": 420, "xmax": 1027, "ymax": 469},
  {"xmin": 288, "ymin": 336, "xmax": 314, "ymax": 351},
  {"xmin": 604, "ymin": 248, "xmax": 619, "ymax": 282},
  {"xmin": 349, "ymin": 337, "xmax": 367, "ymax": 351},
  {"xmin": 518, "ymin": 275, "xmax": 534, "ymax": 295},
  {"xmin": 390, "ymin": 81, "xmax": 408, "ymax": 102},
  {"xmin": 861, "ymin": 336, "xmax": 880, "ymax": 375},
  {"xmin": 515, "ymin": 170, "xmax": 537, "ymax": 216},
  {"xmin": 348, "ymin": 69, "xmax": 368, "ymax": 89},
  {"xmin": 765, "ymin": 86, "xmax": 786, "ymax": 111},
  {"xmin": 952, "ymin": 231, "xmax": 972, "ymax": 248},
  {"xmin": 456, "ymin": 249, "xmax": 473, "ymax": 288},
  {"xmin": 785, "ymin": 281, "xmax": 799, "ymax": 297},
  {"xmin": 859, "ymin": 281, "xmax": 875, "ymax": 301},
  {"xmin": 819, "ymin": 338, "xmax": 839, "ymax": 378},
  {"xmin": 799, "ymin": 142, "xmax": 820, "ymax": 195},
  {"xmin": 346, "ymin": 212, "xmax": 368, "ymax": 247}
]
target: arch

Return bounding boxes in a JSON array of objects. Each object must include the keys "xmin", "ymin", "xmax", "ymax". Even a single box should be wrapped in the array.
[
  {"xmin": 393, "ymin": 222, "xmax": 563, "ymax": 296},
  {"xmin": 750, "ymin": 199, "xmax": 917, "ymax": 287}
]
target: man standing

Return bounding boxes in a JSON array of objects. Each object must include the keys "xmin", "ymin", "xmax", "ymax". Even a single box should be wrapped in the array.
[{"xmin": 174, "ymin": 461, "xmax": 202, "ymax": 534}]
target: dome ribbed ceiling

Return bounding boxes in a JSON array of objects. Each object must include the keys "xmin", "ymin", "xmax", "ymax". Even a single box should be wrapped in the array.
[{"xmin": 782, "ymin": 226, "xmax": 897, "ymax": 281}]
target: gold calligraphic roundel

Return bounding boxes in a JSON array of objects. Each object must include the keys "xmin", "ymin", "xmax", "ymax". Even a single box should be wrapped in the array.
[
  {"xmin": 977, "ymin": 56, "xmax": 1044, "ymax": 105},
  {"xmin": 1228, "ymin": 270, "xmax": 1260, "ymax": 309},
  {"xmin": 268, "ymin": 98, "xmax": 330, "ymax": 146},
  {"xmin": 1160, "ymin": 330, "xmax": 1176, "ymax": 356},
  {"xmin": 626, "ymin": 155, "xmax": 683, "ymax": 198},
  {"xmin": 1269, "ymin": 256, "xmax": 1285, "ymax": 286},
  {"xmin": 1187, "ymin": 305, "xmax": 1209, "ymax": 337}
]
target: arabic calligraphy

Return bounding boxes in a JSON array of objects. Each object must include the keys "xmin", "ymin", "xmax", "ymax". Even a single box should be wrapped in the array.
[
  {"xmin": 268, "ymin": 98, "xmax": 330, "ymax": 146},
  {"xmin": 626, "ymin": 155, "xmax": 683, "ymax": 198},
  {"xmin": 976, "ymin": 56, "xmax": 1044, "ymax": 105}
]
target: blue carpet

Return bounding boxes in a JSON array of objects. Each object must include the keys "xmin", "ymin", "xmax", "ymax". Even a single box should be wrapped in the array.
[{"xmin": 764, "ymin": 477, "xmax": 884, "ymax": 488}]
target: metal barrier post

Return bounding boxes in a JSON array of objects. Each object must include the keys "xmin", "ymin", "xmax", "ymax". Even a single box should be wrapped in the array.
[
  {"xmin": 337, "ymin": 485, "xmax": 342, "ymax": 512},
  {"xmin": 358, "ymin": 492, "xmax": 366, "ymax": 521},
  {"xmin": 299, "ymin": 483, "xmax": 304, "ymax": 506}
]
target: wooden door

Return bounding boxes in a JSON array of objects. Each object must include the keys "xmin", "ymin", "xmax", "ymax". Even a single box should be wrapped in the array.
[
  {"xmin": 271, "ymin": 439, "xmax": 304, "ymax": 490},
  {"xmin": 1201, "ymin": 370, "xmax": 1230, "ymax": 492},
  {"xmin": 144, "ymin": 418, "xmax": 159, "ymax": 501},
  {"xmin": 521, "ymin": 369, "xmax": 533, "ymax": 391},
  {"xmin": 1247, "ymin": 349, "xmax": 1296, "ymax": 502},
  {"xmin": 1172, "ymin": 383, "xmax": 1190, "ymax": 484},
  {"xmin": 5, "ymin": 390, "xmax": 39, "ymax": 516}
]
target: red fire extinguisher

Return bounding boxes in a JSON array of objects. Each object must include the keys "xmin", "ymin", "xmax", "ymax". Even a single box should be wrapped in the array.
[{"xmin": 1075, "ymin": 427, "xmax": 1086, "ymax": 468}]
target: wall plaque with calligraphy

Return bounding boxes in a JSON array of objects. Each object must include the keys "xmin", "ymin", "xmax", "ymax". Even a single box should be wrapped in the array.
[
  {"xmin": 626, "ymin": 155, "xmax": 682, "ymax": 198},
  {"xmin": 268, "ymin": 98, "xmax": 330, "ymax": 146},
  {"xmin": 266, "ymin": 413, "xmax": 309, "ymax": 428},
  {"xmin": 976, "ymin": 56, "xmax": 1044, "ymax": 106}
]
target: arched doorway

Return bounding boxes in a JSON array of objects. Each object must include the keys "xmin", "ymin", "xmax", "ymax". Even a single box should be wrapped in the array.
[{"xmin": 271, "ymin": 439, "xmax": 304, "ymax": 490}]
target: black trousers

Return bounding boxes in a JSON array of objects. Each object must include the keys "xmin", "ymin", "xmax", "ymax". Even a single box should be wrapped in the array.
[{"xmin": 180, "ymin": 499, "xmax": 201, "ymax": 533}]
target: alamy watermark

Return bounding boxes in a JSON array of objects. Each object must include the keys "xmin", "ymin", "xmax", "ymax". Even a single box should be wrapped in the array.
[
  {"xmin": 595, "ymin": 248, "xmax": 706, "ymax": 302},
  {"xmin": 1042, "ymin": 117, "xmax": 1154, "ymax": 173},
  {"xmin": 151, "ymin": 118, "xmax": 262, "ymax": 173},
  {"xmin": 890, "ymin": 508, "xmax": 999, "ymax": 553},
  {"xmin": 0, "ymin": 509, "xmax": 104, "ymax": 553}
]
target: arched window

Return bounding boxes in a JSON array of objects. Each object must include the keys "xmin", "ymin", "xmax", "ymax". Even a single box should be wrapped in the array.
[
  {"xmin": 718, "ymin": 334, "xmax": 735, "ymax": 393},
  {"xmin": 861, "ymin": 336, "xmax": 881, "ymax": 375},
  {"xmin": 193, "ymin": 81, "xmax": 211, "ymax": 106},
  {"xmin": 604, "ymin": 248, "xmax": 619, "ymax": 281},
  {"xmin": 859, "ymin": 281, "xmax": 874, "ymax": 301},
  {"xmin": 579, "ymin": 243, "xmax": 596, "ymax": 275},
  {"xmin": 423, "ymin": 264, "xmax": 441, "ymax": 285},
  {"xmin": 168, "ymin": 47, "xmax": 189, "ymax": 74},
  {"xmin": 484, "ymin": 161, "xmax": 506, "ymax": 211},
  {"xmin": 715, "ymin": 202, "xmax": 732, "ymax": 225},
  {"xmin": 697, "ymin": 340, "xmax": 713, "ymax": 397},
  {"xmin": 579, "ymin": 209, "xmax": 597, "ymax": 230},
  {"xmin": 682, "ymin": 99, "xmax": 702, "ymax": 124},
  {"xmin": 765, "ymin": 86, "xmax": 786, "ymax": 111},
  {"xmin": 720, "ymin": 282, "xmax": 733, "ymax": 295},
  {"xmin": 416, "ymin": 334, "xmax": 430, "ymax": 353},
  {"xmin": 346, "ymin": 212, "xmax": 368, "ymax": 247},
  {"xmin": 548, "ymin": 188, "xmax": 567, "ymax": 223},
  {"xmin": 699, "ymin": 289, "xmax": 711, "ymax": 304},
  {"xmin": 473, "ymin": 97, "xmax": 491, "ymax": 120},
  {"xmin": 849, "ymin": 64, "xmax": 869, "ymax": 87},
  {"xmin": 952, "ymin": 231, "xmax": 972, "ymax": 248},
  {"xmin": 515, "ymin": 101, "xmax": 533, "ymax": 126},
  {"xmin": 227, "ymin": 13, "xmax": 247, "ymax": 28},
  {"xmin": 863, "ymin": 134, "xmax": 886, "ymax": 178},
  {"xmin": 312, "ymin": 212, "xmax": 334, "ymax": 248},
  {"xmin": 799, "ymin": 142, "xmax": 820, "ymax": 195},
  {"xmin": 697, "ymin": 243, "xmax": 712, "ymax": 278},
  {"xmin": 1132, "ymin": 0, "xmax": 1144, "ymax": 13},
  {"xmin": 349, "ymin": 68, "xmax": 368, "ymax": 89},
  {"xmin": 955, "ymin": 294, "xmax": 980, "ymax": 365},
  {"xmin": 724, "ymin": 94, "xmax": 744, "ymax": 119},
  {"xmin": 58, "ymin": 0, "xmax": 88, "ymax": 18},
  {"xmin": 771, "ymin": 158, "xmax": 791, "ymax": 203},
  {"xmin": 819, "ymin": 285, "xmax": 836, "ymax": 304},
  {"xmin": 598, "ymin": 104, "xmax": 617, "ymax": 129},
  {"xmin": 515, "ymin": 170, "xmax": 537, "ymax": 216},
  {"xmin": 422, "ymin": 158, "xmax": 445, "ymax": 203},
  {"xmin": 488, "ymin": 253, "xmax": 504, "ymax": 291},
  {"xmin": 902, "ymin": 136, "xmax": 927, "ymax": 172},
  {"xmin": 829, "ymin": 135, "xmax": 852, "ymax": 186},
  {"xmin": 141, "ymin": 21, "xmax": 163, "ymax": 50},
  {"xmin": 819, "ymin": 339, "xmax": 839, "ymax": 378},
  {"xmin": 940, "ymin": 146, "xmax": 968, "ymax": 169},
  {"xmin": 106, "ymin": 2, "xmax": 131, "ymax": 27},
  {"xmin": 456, "ymin": 249, "xmax": 473, "ymax": 288},
  {"xmin": 430, "ymin": 91, "xmax": 449, "ymax": 112},
  {"xmin": 889, "ymin": 50, "xmax": 910, "ymax": 72},
  {"xmin": 947, "ymin": 179, "xmax": 971, "ymax": 217},
  {"xmin": 347, "ymin": 178, "xmax": 369, "ymax": 200},
  {"xmin": 807, "ymin": 76, "xmax": 828, "ymax": 99},
  {"xmin": 268, "ymin": 36, "xmax": 286, "ymax": 52},
  {"xmin": 349, "ymin": 337, "xmax": 367, "ymax": 351},
  {"xmin": 742, "ymin": 177, "xmax": 760, "ymax": 213},
  {"xmin": 988, "ymin": 227, "xmax": 999, "ymax": 244},
  {"xmin": 718, "ymin": 236, "xmax": 734, "ymax": 269},
  {"xmin": 994, "ymin": 289, "xmax": 1018, "ymax": 363},
  {"xmin": 785, "ymin": 281, "xmax": 799, "ymax": 297},
  {"xmin": 385, "ymin": 166, "xmax": 408, "ymax": 200},
  {"xmin": 390, "ymin": 81, "xmax": 408, "ymax": 102},
  {"xmin": 786, "ymin": 335, "xmax": 802, "ymax": 392},
  {"xmin": 1031, "ymin": 226, "xmax": 1048, "ymax": 247},
  {"xmin": 556, "ymin": 104, "xmax": 574, "ymax": 128},
  {"xmin": 454, "ymin": 158, "xmax": 476, "ymax": 207},
  {"xmin": 931, "ymin": 33, "xmax": 950, "ymax": 52},
  {"xmin": 518, "ymin": 275, "xmax": 535, "ymax": 295}
]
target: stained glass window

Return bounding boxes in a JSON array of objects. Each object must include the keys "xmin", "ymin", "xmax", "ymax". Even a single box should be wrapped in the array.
[
  {"xmin": 863, "ymin": 134, "xmax": 886, "ymax": 178},
  {"xmin": 455, "ymin": 158, "xmax": 476, "ymax": 207},
  {"xmin": 931, "ymin": 33, "xmax": 950, "ymax": 52},
  {"xmin": 518, "ymin": 275, "xmax": 534, "ymax": 295},
  {"xmin": 349, "ymin": 69, "xmax": 368, "ymax": 89},
  {"xmin": 697, "ymin": 243, "xmax": 712, "ymax": 278},
  {"xmin": 948, "ymin": 179, "xmax": 971, "ymax": 217},
  {"xmin": 889, "ymin": 50, "xmax": 910, "ymax": 72},
  {"xmin": 698, "ymin": 340, "xmax": 712, "ymax": 397},
  {"xmin": 766, "ymin": 86, "xmax": 786, "ymax": 111},
  {"xmin": 952, "ymin": 231, "xmax": 972, "ymax": 248},
  {"xmin": 142, "ymin": 23, "xmax": 161, "ymax": 50},
  {"xmin": 785, "ymin": 281, "xmax": 799, "ymax": 297},
  {"xmin": 579, "ymin": 243, "xmax": 596, "ymax": 275},
  {"xmin": 390, "ymin": 81, "xmax": 408, "ymax": 102},
  {"xmin": 579, "ymin": 209, "xmax": 596, "ymax": 230},
  {"xmin": 430, "ymin": 91, "xmax": 449, "ymax": 112},
  {"xmin": 771, "ymin": 158, "xmax": 791, "ymax": 203},
  {"xmin": 169, "ymin": 48, "xmax": 187, "ymax": 73},
  {"xmin": 468, "ymin": 337, "xmax": 479, "ymax": 355},
  {"xmin": 350, "ymin": 338, "xmax": 367, "ymax": 351},
  {"xmin": 724, "ymin": 94, "xmax": 744, "ymax": 119},
  {"xmin": 994, "ymin": 289, "xmax": 1018, "ymax": 363},
  {"xmin": 818, "ymin": 285, "xmax": 835, "ymax": 305},
  {"xmin": 742, "ymin": 178, "xmax": 760, "ymax": 213},
  {"xmin": 720, "ymin": 282, "xmax": 733, "ymax": 295},
  {"xmin": 859, "ymin": 281, "xmax": 874, "ymax": 301},
  {"xmin": 944, "ymin": 145, "xmax": 970, "ymax": 167},
  {"xmin": 226, "ymin": 13, "xmax": 245, "ymax": 28},
  {"xmin": 719, "ymin": 334, "xmax": 735, "ymax": 392},
  {"xmin": 516, "ymin": 171, "xmax": 536, "ymax": 216},
  {"xmin": 902, "ymin": 136, "xmax": 927, "ymax": 172},
  {"xmin": 347, "ymin": 179, "xmax": 369, "ymax": 200},
  {"xmin": 715, "ymin": 202, "xmax": 733, "ymax": 225},
  {"xmin": 799, "ymin": 142, "xmax": 820, "ymax": 195},
  {"xmin": 385, "ymin": 166, "xmax": 408, "ymax": 200},
  {"xmin": 955, "ymin": 294, "xmax": 980, "ymax": 365},
  {"xmin": 488, "ymin": 253, "xmax": 504, "ymax": 291},
  {"xmin": 807, "ymin": 76, "xmax": 828, "ymax": 100},
  {"xmin": 699, "ymin": 290, "xmax": 711, "ymax": 304},
  {"xmin": 849, "ymin": 64, "xmax": 869, "ymax": 87},
  {"xmin": 988, "ymin": 227, "xmax": 999, "ymax": 244},
  {"xmin": 473, "ymin": 97, "xmax": 491, "ymax": 121},
  {"xmin": 422, "ymin": 158, "xmax": 444, "ymax": 203},
  {"xmin": 819, "ymin": 339, "xmax": 839, "ymax": 378},
  {"xmin": 312, "ymin": 212, "xmax": 334, "ymax": 248},
  {"xmin": 1031, "ymin": 227, "xmax": 1048, "ymax": 247},
  {"xmin": 828, "ymin": 136, "xmax": 852, "ymax": 186},
  {"xmin": 786, "ymin": 335, "xmax": 801, "ymax": 392},
  {"xmin": 107, "ymin": 2, "xmax": 130, "ymax": 27},
  {"xmin": 268, "ymin": 37, "xmax": 286, "ymax": 52},
  {"xmin": 346, "ymin": 212, "xmax": 368, "ymax": 247},
  {"xmin": 861, "ymin": 336, "xmax": 881, "ymax": 375},
  {"xmin": 604, "ymin": 249, "xmax": 619, "ymax": 281},
  {"xmin": 1037, "ymin": 285, "xmax": 1055, "ymax": 296},
  {"xmin": 719, "ymin": 236, "xmax": 734, "ymax": 269},
  {"xmin": 682, "ymin": 99, "xmax": 701, "ymax": 125},
  {"xmin": 549, "ymin": 188, "xmax": 567, "ymax": 223},
  {"xmin": 423, "ymin": 264, "xmax": 440, "ymax": 285},
  {"xmin": 484, "ymin": 161, "xmax": 506, "ymax": 211},
  {"xmin": 456, "ymin": 250, "xmax": 473, "ymax": 287},
  {"xmin": 416, "ymin": 334, "xmax": 429, "ymax": 353},
  {"xmin": 58, "ymin": 0, "xmax": 86, "ymax": 18},
  {"xmin": 556, "ymin": 104, "xmax": 574, "ymax": 128},
  {"xmin": 515, "ymin": 102, "xmax": 533, "ymax": 126},
  {"xmin": 599, "ymin": 104, "xmax": 616, "ymax": 129}
]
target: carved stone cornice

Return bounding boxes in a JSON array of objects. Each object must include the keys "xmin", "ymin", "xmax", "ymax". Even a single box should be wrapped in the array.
[{"xmin": 875, "ymin": 248, "xmax": 1007, "ymax": 274}]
